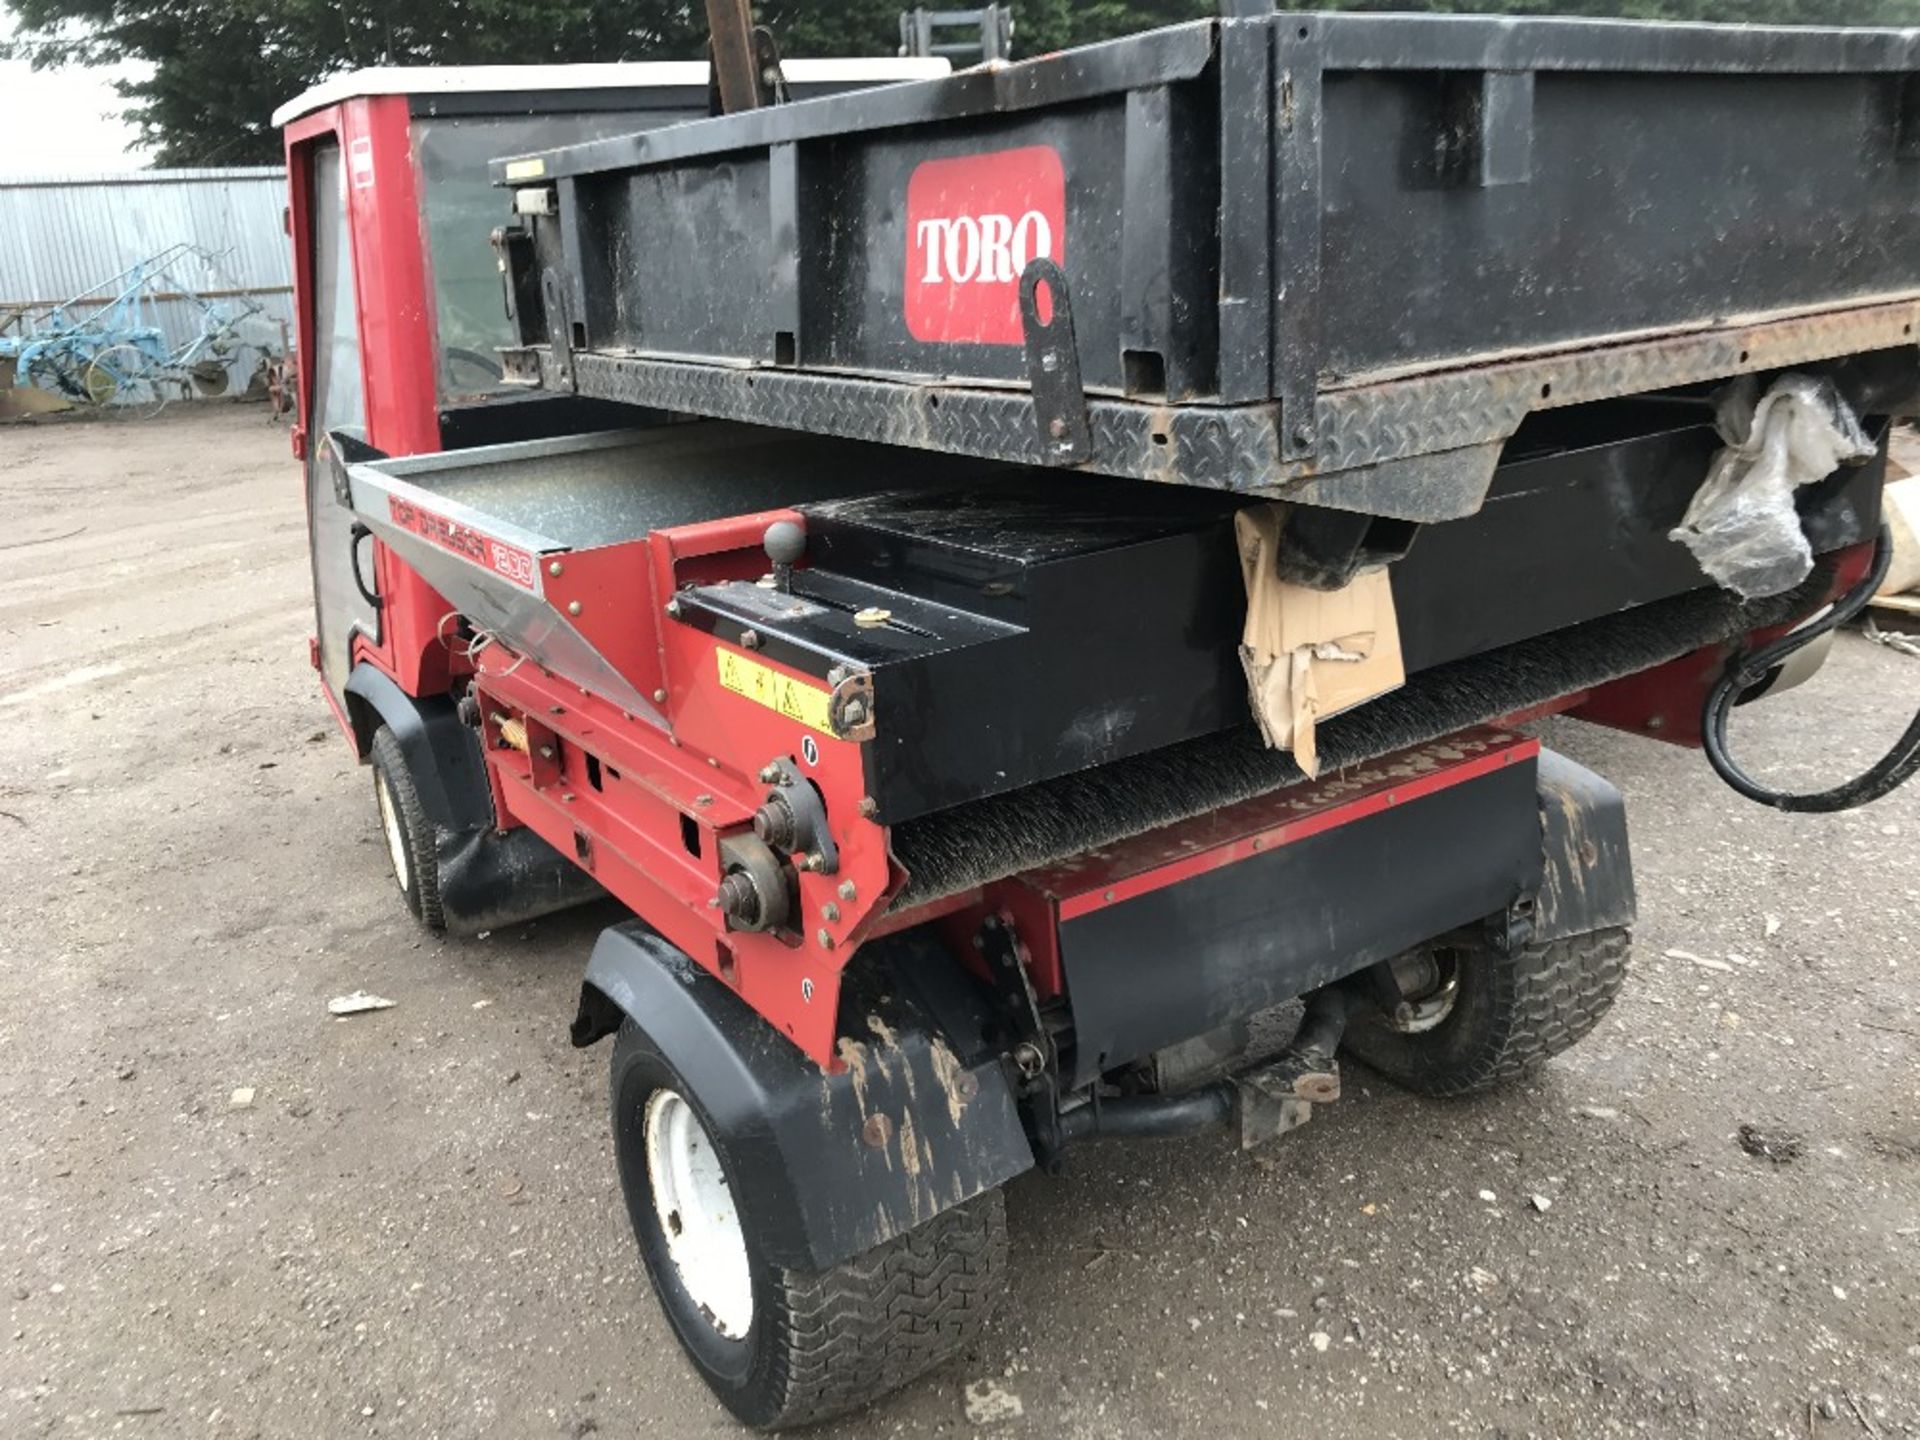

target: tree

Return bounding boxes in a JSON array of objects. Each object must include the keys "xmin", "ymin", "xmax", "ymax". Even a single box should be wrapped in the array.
[
  {"xmin": 2, "ymin": 0, "xmax": 720, "ymax": 165},
  {"xmin": 6, "ymin": 0, "xmax": 1919, "ymax": 167}
]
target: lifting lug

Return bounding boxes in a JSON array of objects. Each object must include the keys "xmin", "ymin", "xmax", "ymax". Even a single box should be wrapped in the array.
[{"xmin": 1019, "ymin": 257, "xmax": 1090, "ymax": 466}]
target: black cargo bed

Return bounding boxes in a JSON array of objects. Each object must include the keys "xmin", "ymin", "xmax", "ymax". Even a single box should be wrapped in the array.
[{"xmin": 492, "ymin": 11, "xmax": 1920, "ymax": 519}]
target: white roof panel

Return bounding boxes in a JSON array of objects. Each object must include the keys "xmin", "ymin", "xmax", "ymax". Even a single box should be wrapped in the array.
[{"xmin": 272, "ymin": 58, "xmax": 949, "ymax": 129}]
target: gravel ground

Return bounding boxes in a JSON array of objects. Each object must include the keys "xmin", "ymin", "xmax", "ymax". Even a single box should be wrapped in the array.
[{"xmin": 1, "ymin": 405, "xmax": 1917, "ymax": 1440}]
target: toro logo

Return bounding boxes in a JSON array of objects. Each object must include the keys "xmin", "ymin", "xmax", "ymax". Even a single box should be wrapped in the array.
[{"xmin": 904, "ymin": 145, "xmax": 1065, "ymax": 345}]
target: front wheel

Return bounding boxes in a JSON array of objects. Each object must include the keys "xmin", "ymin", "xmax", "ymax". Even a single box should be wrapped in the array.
[
  {"xmin": 370, "ymin": 726, "xmax": 444, "ymax": 930},
  {"xmin": 610, "ymin": 1021, "xmax": 1008, "ymax": 1429},
  {"xmin": 1343, "ymin": 927, "xmax": 1631, "ymax": 1097}
]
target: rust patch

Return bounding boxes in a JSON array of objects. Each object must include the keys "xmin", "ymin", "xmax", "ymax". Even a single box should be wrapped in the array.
[{"xmin": 1139, "ymin": 403, "xmax": 1181, "ymax": 485}]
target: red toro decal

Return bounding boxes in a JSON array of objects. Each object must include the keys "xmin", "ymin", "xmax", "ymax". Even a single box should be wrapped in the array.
[
  {"xmin": 386, "ymin": 495, "xmax": 537, "ymax": 591},
  {"xmin": 905, "ymin": 145, "xmax": 1065, "ymax": 345}
]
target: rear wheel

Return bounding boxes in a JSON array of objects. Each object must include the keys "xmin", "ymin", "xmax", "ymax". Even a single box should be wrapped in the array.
[
  {"xmin": 370, "ymin": 726, "xmax": 444, "ymax": 930},
  {"xmin": 610, "ymin": 1021, "xmax": 1008, "ymax": 1429},
  {"xmin": 1343, "ymin": 927, "xmax": 1631, "ymax": 1096}
]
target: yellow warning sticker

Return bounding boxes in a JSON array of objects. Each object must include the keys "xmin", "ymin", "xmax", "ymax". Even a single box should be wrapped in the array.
[
  {"xmin": 716, "ymin": 649, "xmax": 834, "ymax": 736},
  {"xmin": 503, "ymin": 157, "xmax": 547, "ymax": 181}
]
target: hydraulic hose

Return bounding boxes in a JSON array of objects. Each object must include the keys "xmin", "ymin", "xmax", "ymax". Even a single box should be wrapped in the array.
[{"xmin": 1702, "ymin": 523, "xmax": 1920, "ymax": 812}]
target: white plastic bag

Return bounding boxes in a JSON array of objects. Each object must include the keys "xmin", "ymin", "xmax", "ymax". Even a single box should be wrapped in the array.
[{"xmin": 1669, "ymin": 373, "xmax": 1874, "ymax": 599}]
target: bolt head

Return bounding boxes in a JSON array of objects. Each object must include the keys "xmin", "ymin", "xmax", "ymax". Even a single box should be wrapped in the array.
[
  {"xmin": 816, "ymin": 928, "xmax": 834, "ymax": 949},
  {"xmin": 740, "ymin": 629, "xmax": 761, "ymax": 650},
  {"xmin": 548, "ymin": 559, "xmax": 564, "ymax": 577},
  {"xmin": 567, "ymin": 600, "xmax": 582, "ymax": 616},
  {"xmin": 821, "ymin": 902, "xmax": 841, "ymax": 923},
  {"xmin": 837, "ymin": 880, "xmax": 857, "ymax": 902},
  {"xmin": 651, "ymin": 688, "xmax": 667, "ymax": 704},
  {"xmin": 664, "ymin": 599, "xmax": 682, "ymax": 619}
]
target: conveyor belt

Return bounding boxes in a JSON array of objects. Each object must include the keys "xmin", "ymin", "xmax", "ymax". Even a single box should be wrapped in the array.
[{"xmin": 890, "ymin": 570, "xmax": 1829, "ymax": 906}]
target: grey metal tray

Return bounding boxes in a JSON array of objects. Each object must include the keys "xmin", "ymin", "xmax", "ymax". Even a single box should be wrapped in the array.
[{"xmin": 339, "ymin": 421, "xmax": 1005, "ymax": 720}]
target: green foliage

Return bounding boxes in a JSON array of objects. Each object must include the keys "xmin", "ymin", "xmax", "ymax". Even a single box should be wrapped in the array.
[{"xmin": 5, "ymin": 0, "xmax": 1920, "ymax": 166}]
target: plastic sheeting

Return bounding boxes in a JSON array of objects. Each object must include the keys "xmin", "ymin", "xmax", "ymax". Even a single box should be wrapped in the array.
[{"xmin": 1671, "ymin": 374, "xmax": 1875, "ymax": 598}]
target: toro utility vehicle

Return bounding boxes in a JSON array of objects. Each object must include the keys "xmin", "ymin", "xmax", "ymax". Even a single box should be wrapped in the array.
[{"xmin": 282, "ymin": 6, "xmax": 1920, "ymax": 1426}]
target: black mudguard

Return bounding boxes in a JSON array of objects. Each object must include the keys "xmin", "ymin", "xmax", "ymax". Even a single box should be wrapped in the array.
[
  {"xmin": 1532, "ymin": 748, "xmax": 1638, "ymax": 943},
  {"xmin": 572, "ymin": 922, "xmax": 1035, "ymax": 1272},
  {"xmin": 343, "ymin": 664, "xmax": 603, "ymax": 932}
]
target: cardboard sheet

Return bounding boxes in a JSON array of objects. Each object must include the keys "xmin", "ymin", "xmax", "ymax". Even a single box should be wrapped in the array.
[
  {"xmin": 1235, "ymin": 504, "xmax": 1405, "ymax": 776},
  {"xmin": 1878, "ymin": 475, "xmax": 1920, "ymax": 598}
]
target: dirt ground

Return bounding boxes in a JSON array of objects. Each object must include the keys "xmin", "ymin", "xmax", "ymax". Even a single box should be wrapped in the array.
[{"xmin": 1, "ymin": 404, "xmax": 1917, "ymax": 1440}]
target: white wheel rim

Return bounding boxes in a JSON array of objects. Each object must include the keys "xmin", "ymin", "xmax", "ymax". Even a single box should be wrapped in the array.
[
  {"xmin": 644, "ymin": 1089, "xmax": 753, "ymax": 1339},
  {"xmin": 375, "ymin": 772, "xmax": 411, "ymax": 894}
]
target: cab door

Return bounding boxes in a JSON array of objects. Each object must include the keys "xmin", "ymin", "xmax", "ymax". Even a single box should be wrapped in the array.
[{"xmin": 299, "ymin": 138, "xmax": 379, "ymax": 710}]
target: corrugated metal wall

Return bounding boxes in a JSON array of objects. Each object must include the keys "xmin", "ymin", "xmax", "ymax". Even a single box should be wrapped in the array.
[{"xmin": 0, "ymin": 168, "xmax": 292, "ymax": 394}]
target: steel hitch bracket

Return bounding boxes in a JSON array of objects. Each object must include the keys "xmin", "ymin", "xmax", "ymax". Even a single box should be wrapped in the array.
[{"xmin": 1058, "ymin": 984, "xmax": 1359, "ymax": 1150}]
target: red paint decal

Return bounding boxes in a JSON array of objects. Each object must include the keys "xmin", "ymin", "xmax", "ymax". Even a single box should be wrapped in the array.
[
  {"xmin": 904, "ymin": 145, "xmax": 1065, "ymax": 345},
  {"xmin": 386, "ymin": 495, "xmax": 537, "ymax": 590}
]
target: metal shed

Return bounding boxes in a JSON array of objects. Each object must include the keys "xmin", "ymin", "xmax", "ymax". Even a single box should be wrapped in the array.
[{"xmin": 0, "ymin": 167, "xmax": 291, "ymax": 393}]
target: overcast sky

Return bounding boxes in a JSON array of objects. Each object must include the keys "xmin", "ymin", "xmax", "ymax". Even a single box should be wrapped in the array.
[{"xmin": 0, "ymin": 12, "xmax": 151, "ymax": 176}]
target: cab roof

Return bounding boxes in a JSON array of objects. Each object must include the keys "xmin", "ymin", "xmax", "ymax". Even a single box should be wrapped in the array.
[{"xmin": 272, "ymin": 58, "xmax": 950, "ymax": 129}]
